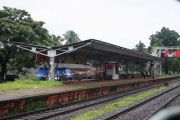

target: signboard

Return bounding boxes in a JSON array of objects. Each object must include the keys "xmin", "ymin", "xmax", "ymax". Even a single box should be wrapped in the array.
[{"xmin": 161, "ymin": 49, "xmax": 180, "ymax": 58}]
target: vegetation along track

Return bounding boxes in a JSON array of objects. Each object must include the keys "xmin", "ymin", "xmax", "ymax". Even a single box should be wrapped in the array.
[
  {"xmin": 97, "ymin": 85, "xmax": 180, "ymax": 120},
  {"xmin": 2, "ymin": 79, "xmax": 180, "ymax": 120}
]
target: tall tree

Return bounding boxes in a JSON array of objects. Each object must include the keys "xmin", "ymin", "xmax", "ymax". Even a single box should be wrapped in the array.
[
  {"xmin": 149, "ymin": 27, "xmax": 180, "ymax": 46},
  {"xmin": 63, "ymin": 30, "xmax": 81, "ymax": 45},
  {"xmin": 149, "ymin": 35, "xmax": 162, "ymax": 47},
  {"xmin": 135, "ymin": 41, "xmax": 146, "ymax": 53},
  {"xmin": 0, "ymin": 7, "xmax": 60, "ymax": 80},
  {"xmin": 49, "ymin": 34, "xmax": 63, "ymax": 46}
]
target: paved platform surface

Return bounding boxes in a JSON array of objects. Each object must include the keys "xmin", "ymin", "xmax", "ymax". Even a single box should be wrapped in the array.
[{"xmin": 0, "ymin": 77, "xmax": 156, "ymax": 102}]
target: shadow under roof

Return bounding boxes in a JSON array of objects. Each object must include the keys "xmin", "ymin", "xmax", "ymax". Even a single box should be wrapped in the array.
[
  {"xmin": 14, "ymin": 39, "xmax": 160, "ymax": 61},
  {"xmin": 52, "ymin": 39, "xmax": 160, "ymax": 62}
]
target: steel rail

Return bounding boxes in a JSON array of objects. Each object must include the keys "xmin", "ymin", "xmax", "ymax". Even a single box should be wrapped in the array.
[
  {"xmin": 144, "ymin": 94, "xmax": 180, "ymax": 120},
  {"xmin": 102, "ymin": 86, "xmax": 180, "ymax": 120}
]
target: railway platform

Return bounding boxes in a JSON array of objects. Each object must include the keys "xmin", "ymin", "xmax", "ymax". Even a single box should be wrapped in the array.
[
  {"xmin": 0, "ymin": 77, "xmax": 152, "ymax": 102},
  {"xmin": 0, "ymin": 76, "xmax": 179, "ymax": 118}
]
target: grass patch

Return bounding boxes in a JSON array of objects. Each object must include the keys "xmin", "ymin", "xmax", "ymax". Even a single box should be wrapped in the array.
[
  {"xmin": 0, "ymin": 79, "xmax": 64, "ymax": 92},
  {"xmin": 157, "ymin": 74, "xmax": 180, "ymax": 79},
  {"xmin": 72, "ymin": 86, "xmax": 169, "ymax": 120},
  {"xmin": 171, "ymin": 81, "xmax": 180, "ymax": 86}
]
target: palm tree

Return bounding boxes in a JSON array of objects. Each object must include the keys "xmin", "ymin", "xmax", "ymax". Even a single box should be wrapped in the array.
[{"xmin": 63, "ymin": 30, "xmax": 81, "ymax": 45}]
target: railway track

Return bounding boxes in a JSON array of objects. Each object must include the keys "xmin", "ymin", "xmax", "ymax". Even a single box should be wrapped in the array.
[
  {"xmin": 1, "ymin": 80, "xmax": 180, "ymax": 120},
  {"xmin": 98, "ymin": 85, "xmax": 180, "ymax": 120},
  {"xmin": 145, "ymin": 94, "xmax": 180, "ymax": 120}
]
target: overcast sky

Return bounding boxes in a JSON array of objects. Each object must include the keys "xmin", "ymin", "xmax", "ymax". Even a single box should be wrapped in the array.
[{"xmin": 0, "ymin": 0, "xmax": 180, "ymax": 48}]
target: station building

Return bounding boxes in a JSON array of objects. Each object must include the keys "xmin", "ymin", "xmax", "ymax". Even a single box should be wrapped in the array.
[{"xmin": 15, "ymin": 39, "xmax": 160, "ymax": 81}]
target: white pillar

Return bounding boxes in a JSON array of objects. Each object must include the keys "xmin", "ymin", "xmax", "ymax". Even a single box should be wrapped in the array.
[
  {"xmin": 49, "ymin": 57, "xmax": 55, "ymax": 80},
  {"xmin": 160, "ymin": 62, "xmax": 162, "ymax": 75},
  {"xmin": 159, "ymin": 48, "xmax": 162, "ymax": 75},
  {"xmin": 47, "ymin": 50, "xmax": 56, "ymax": 80}
]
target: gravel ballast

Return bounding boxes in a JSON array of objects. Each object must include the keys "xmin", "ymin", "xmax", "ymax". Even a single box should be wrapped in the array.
[
  {"xmin": 46, "ymin": 84, "xmax": 179, "ymax": 120},
  {"xmin": 112, "ymin": 87, "xmax": 180, "ymax": 120}
]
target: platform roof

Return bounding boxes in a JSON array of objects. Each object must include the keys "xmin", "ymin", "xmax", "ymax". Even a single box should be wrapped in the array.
[
  {"xmin": 14, "ymin": 39, "xmax": 160, "ymax": 62},
  {"xmin": 53, "ymin": 39, "xmax": 160, "ymax": 62}
]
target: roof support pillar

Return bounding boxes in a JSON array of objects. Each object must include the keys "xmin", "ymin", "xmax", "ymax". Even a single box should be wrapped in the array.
[
  {"xmin": 124, "ymin": 60, "xmax": 129, "ymax": 75},
  {"xmin": 159, "ymin": 62, "xmax": 162, "ymax": 75},
  {"xmin": 49, "ymin": 57, "xmax": 55, "ymax": 80},
  {"xmin": 148, "ymin": 61, "xmax": 155, "ymax": 78}
]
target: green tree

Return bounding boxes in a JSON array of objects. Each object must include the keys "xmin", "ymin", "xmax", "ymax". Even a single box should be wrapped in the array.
[
  {"xmin": 149, "ymin": 27, "xmax": 180, "ymax": 46},
  {"xmin": 149, "ymin": 35, "xmax": 162, "ymax": 47},
  {"xmin": 8, "ymin": 51, "xmax": 36, "ymax": 74},
  {"xmin": 63, "ymin": 30, "xmax": 81, "ymax": 45},
  {"xmin": 0, "ymin": 7, "xmax": 61, "ymax": 80},
  {"xmin": 135, "ymin": 41, "xmax": 146, "ymax": 53},
  {"xmin": 49, "ymin": 34, "xmax": 63, "ymax": 46}
]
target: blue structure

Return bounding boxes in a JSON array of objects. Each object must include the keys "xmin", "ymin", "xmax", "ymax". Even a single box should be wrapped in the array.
[{"xmin": 36, "ymin": 68, "xmax": 73, "ymax": 80}]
